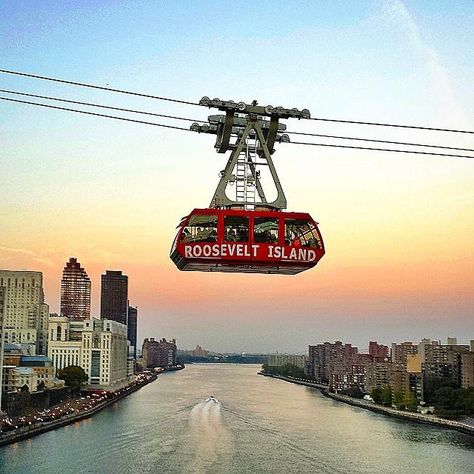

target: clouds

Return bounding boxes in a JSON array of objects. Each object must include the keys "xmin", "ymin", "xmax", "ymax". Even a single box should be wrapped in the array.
[
  {"xmin": 0, "ymin": 245, "xmax": 56, "ymax": 267},
  {"xmin": 381, "ymin": 0, "xmax": 468, "ymax": 127}
]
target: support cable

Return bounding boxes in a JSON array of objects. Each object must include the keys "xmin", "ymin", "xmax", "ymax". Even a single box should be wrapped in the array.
[
  {"xmin": 1, "ymin": 68, "xmax": 473, "ymax": 134},
  {"xmin": 1, "ymin": 95, "xmax": 472, "ymax": 159},
  {"xmin": 306, "ymin": 115, "xmax": 473, "ymax": 134},
  {"xmin": 0, "ymin": 68, "xmax": 200, "ymax": 106},
  {"xmin": 0, "ymin": 88, "xmax": 202, "ymax": 122},
  {"xmin": 285, "ymin": 130, "xmax": 474, "ymax": 153},
  {"xmin": 285, "ymin": 141, "xmax": 474, "ymax": 159},
  {"xmin": 0, "ymin": 96, "xmax": 193, "ymax": 132}
]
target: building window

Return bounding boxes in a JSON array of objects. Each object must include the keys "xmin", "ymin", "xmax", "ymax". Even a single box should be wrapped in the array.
[{"xmin": 91, "ymin": 351, "xmax": 101, "ymax": 377}]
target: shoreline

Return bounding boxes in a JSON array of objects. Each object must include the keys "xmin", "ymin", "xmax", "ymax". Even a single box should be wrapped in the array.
[
  {"xmin": 0, "ymin": 373, "xmax": 158, "ymax": 447},
  {"xmin": 259, "ymin": 372, "xmax": 474, "ymax": 437}
]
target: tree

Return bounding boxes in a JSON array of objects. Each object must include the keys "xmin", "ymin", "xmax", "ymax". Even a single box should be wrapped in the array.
[
  {"xmin": 342, "ymin": 385, "xmax": 364, "ymax": 399},
  {"xmin": 381, "ymin": 385, "xmax": 392, "ymax": 406},
  {"xmin": 424, "ymin": 376, "xmax": 457, "ymax": 404},
  {"xmin": 403, "ymin": 391, "xmax": 417, "ymax": 411},
  {"xmin": 393, "ymin": 390, "xmax": 404, "ymax": 409},
  {"xmin": 371, "ymin": 387, "xmax": 383, "ymax": 404},
  {"xmin": 57, "ymin": 366, "xmax": 88, "ymax": 394}
]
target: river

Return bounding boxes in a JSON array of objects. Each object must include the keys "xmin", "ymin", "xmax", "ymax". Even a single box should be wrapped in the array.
[{"xmin": 1, "ymin": 364, "xmax": 473, "ymax": 473}]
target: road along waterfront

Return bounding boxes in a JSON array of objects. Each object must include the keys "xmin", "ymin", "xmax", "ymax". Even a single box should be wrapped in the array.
[
  {"xmin": 0, "ymin": 372, "xmax": 157, "ymax": 447},
  {"xmin": 0, "ymin": 364, "xmax": 473, "ymax": 474}
]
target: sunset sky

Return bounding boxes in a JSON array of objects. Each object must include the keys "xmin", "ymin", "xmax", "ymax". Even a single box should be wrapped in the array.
[{"xmin": 1, "ymin": 1, "xmax": 473, "ymax": 353}]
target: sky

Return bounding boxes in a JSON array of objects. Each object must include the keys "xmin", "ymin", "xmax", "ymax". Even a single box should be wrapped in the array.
[{"xmin": 0, "ymin": 0, "xmax": 473, "ymax": 353}]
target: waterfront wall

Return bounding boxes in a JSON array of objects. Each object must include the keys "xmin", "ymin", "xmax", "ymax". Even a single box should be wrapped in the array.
[
  {"xmin": 0, "ymin": 374, "xmax": 157, "ymax": 447},
  {"xmin": 259, "ymin": 372, "xmax": 474, "ymax": 436}
]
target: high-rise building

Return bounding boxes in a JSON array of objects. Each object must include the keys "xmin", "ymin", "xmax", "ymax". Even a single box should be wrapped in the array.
[
  {"xmin": 369, "ymin": 341, "xmax": 389, "ymax": 362},
  {"xmin": 391, "ymin": 342, "xmax": 417, "ymax": 369},
  {"xmin": 127, "ymin": 306, "xmax": 138, "ymax": 359},
  {"xmin": 461, "ymin": 352, "xmax": 474, "ymax": 389},
  {"xmin": 60, "ymin": 257, "xmax": 91, "ymax": 319},
  {"xmin": 100, "ymin": 271, "xmax": 128, "ymax": 326},
  {"xmin": 48, "ymin": 316, "xmax": 128, "ymax": 389},
  {"xmin": 308, "ymin": 341, "xmax": 358, "ymax": 384},
  {"xmin": 0, "ymin": 270, "xmax": 49, "ymax": 355},
  {"xmin": 142, "ymin": 338, "xmax": 177, "ymax": 368}
]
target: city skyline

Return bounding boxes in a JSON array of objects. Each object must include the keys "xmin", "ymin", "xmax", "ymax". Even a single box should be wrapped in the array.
[{"xmin": 1, "ymin": 1, "xmax": 473, "ymax": 352}]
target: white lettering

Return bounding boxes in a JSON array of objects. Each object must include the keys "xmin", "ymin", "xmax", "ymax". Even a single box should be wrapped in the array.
[
  {"xmin": 221, "ymin": 245, "xmax": 227, "ymax": 257},
  {"xmin": 236, "ymin": 244, "xmax": 243, "ymax": 257},
  {"xmin": 308, "ymin": 249, "xmax": 316, "ymax": 261},
  {"xmin": 193, "ymin": 246, "xmax": 202, "ymax": 257},
  {"xmin": 212, "ymin": 244, "xmax": 220, "ymax": 257},
  {"xmin": 185, "ymin": 246, "xmax": 192, "ymax": 258},
  {"xmin": 203, "ymin": 245, "xmax": 212, "ymax": 257},
  {"xmin": 244, "ymin": 245, "xmax": 250, "ymax": 257},
  {"xmin": 268, "ymin": 246, "xmax": 274, "ymax": 257},
  {"xmin": 228, "ymin": 244, "xmax": 236, "ymax": 257},
  {"xmin": 298, "ymin": 248, "xmax": 307, "ymax": 260},
  {"xmin": 273, "ymin": 246, "xmax": 281, "ymax": 258},
  {"xmin": 252, "ymin": 245, "xmax": 259, "ymax": 257},
  {"xmin": 289, "ymin": 248, "xmax": 297, "ymax": 259}
]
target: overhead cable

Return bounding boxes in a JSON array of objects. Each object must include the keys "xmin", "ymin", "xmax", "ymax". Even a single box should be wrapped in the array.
[
  {"xmin": 285, "ymin": 140, "xmax": 474, "ymax": 159},
  {"xmin": 3, "ymin": 88, "xmax": 469, "ymax": 153},
  {"xmin": 1, "ymin": 95, "xmax": 472, "ymax": 159},
  {"xmin": 285, "ymin": 130, "xmax": 474, "ymax": 153},
  {"xmin": 0, "ymin": 96, "xmax": 193, "ymax": 132},
  {"xmin": 307, "ymin": 115, "xmax": 473, "ymax": 134},
  {"xmin": 0, "ymin": 88, "xmax": 202, "ymax": 122},
  {"xmin": 1, "ymin": 68, "xmax": 473, "ymax": 134},
  {"xmin": 0, "ymin": 68, "xmax": 200, "ymax": 106}
]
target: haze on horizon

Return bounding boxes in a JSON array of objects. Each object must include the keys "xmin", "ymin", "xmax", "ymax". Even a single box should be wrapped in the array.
[{"xmin": 1, "ymin": 0, "xmax": 473, "ymax": 353}]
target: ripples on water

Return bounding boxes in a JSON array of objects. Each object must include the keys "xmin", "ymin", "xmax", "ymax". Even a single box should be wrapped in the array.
[{"xmin": 0, "ymin": 364, "xmax": 473, "ymax": 474}]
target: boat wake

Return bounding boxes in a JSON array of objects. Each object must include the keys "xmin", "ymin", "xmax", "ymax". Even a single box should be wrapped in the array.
[{"xmin": 189, "ymin": 397, "xmax": 233, "ymax": 473}]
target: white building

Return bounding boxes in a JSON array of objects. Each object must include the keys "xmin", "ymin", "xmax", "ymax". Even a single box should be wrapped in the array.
[
  {"xmin": 48, "ymin": 316, "xmax": 128, "ymax": 390},
  {"xmin": 0, "ymin": 270, "xmax": 49, "ymax": 355}
]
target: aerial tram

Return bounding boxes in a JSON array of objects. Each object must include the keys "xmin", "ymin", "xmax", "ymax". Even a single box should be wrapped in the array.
[{"xmin": 170, "ymin": 97, "xmax": 325, "ymax": 275}]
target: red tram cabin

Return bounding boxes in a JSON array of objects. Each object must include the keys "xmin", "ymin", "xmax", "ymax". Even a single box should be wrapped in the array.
[{"xmin": 170, "ymin": 208, "xmax": 325, "ymax": 275}]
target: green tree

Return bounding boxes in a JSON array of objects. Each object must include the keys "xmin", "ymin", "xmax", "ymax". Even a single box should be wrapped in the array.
[
  {"xmin": 371, "ymin": 387, "xmax": 383, "ymax": 404},
  {"xmin": 403, "ymin": 391, "xmax": 417, "ymax": 411},
  {"xmin": 381, "ymin": 385, "xmax": 392, "ymax": 406},
  {"xmin": 393, "ymin": 390, "xmax": 404, "ymax": 409},
  {"xmin": 342, "ymin": 385, "xmax": 364, "ymax": 399},
  {"xmin": 261, "ymin": 363, "xmax": 306, "ymax": 379},
  {"xmin": 57, "ymin": 365, "xmax": 88, "ymax": 394},
  {"xmin": 424, "ymin": 376, "xmax": 457, "ymax": 404}
]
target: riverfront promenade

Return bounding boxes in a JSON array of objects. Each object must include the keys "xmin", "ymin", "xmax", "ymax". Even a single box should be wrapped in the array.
[
  {"xmin": 259, "ymin": 372, "xmax": 474, "ymax": 436},
  {"xmin": 0, "ymin": 372, "xmax": 157, "ymax": 447}
]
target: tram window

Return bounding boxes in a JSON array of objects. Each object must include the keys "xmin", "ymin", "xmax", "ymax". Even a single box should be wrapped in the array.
[
  {"xmin": 182, "ymin": 214, "xmax": 218, "ymax": 243},
  {"xmin": 224, "ymin": 215, "xmax": 248, "ymax": 242},
  {"xmin": 254, "ymin": 217, "xmax": 279, "ymax": 244},
  {"xmin": 285, "ymin": 219, "xmax": 321, "ymax": 248}
]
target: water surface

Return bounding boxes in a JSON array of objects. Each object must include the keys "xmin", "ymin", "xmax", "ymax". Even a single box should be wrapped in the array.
[{"xmin": 1, "ymin": 364, "xmax": 472, "ymax": 473}]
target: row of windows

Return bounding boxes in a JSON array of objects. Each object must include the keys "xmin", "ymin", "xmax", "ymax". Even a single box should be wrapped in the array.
[{"xmin": 182, "ymin": 215, "xmax": 322, "ymax": 248}]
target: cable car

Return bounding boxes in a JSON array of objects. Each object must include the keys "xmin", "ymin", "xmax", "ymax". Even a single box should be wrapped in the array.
[
  {"xmin": 170, "ymin": 208, "xmax": 324, "ymax": 274},
  {"xmin": 170, "ymin": 97, "xmax": 325, "ymax": 275}
]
